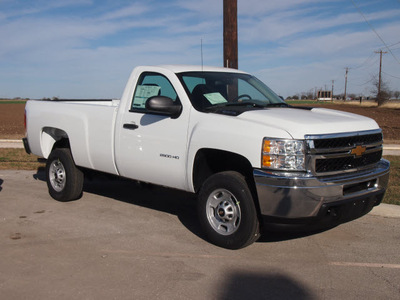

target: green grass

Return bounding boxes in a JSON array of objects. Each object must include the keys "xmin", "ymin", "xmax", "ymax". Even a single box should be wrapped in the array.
[
  {"xmin": 383, "ymin": 156, "xmax": 400, "ymax": 206},
  {"xmin": 0, "ymin": 148, "xmax": 44, "ymax": 170},
  {"xmin": 0, "ymin": 100, "xmax": 27, "ymax": 104}
]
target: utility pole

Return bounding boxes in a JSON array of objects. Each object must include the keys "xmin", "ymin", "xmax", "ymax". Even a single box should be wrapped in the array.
[
  {"xmin": 331, "ymin": 80, "xmax": 334, "ymax": 101},
  {"xmin": 375, "ymin": 50, "xmax": 387, "ymax": 105},
  {"xmin": 344, "ymin": 67, "xmax": 349, "ymax": 101},
  {"xmin": 223, "ymin": 0, "xmax": 238, "ymax": 69}
]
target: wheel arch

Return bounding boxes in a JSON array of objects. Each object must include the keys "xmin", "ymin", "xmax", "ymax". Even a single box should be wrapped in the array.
[
  {"xmin": 41, "ymin": 127, "xmax": 70, "ymax": 158},
  {"xmin": 192, "ymin": 148, "xmax": 260, "ymax": 213}
]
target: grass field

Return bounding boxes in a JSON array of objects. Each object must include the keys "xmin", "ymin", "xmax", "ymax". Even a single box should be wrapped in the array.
[
  {"xmin": 0, "ymin": 100, "xmax": 28, "ymax": 104},
  {"xmin": 0, "ymin": 148, "xmax": 45, "ymax": 170},
  {"xmin": 0, "ymin": 148, "xmax": 398, "ymax": 205},
  {"xmin": 384, "ymin": 156, "xmax": 400, "ymax": 206}
]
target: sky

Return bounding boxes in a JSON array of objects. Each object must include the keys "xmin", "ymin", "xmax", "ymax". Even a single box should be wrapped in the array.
[{"xmin": 0, "ymin": 0, "xmax": 399, "ymax": 99}]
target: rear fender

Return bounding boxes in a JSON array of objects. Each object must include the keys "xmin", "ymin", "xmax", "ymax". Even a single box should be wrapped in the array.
[{"xmin": 41, "ymin": 127, "xmax": 68, "ymax": 158}]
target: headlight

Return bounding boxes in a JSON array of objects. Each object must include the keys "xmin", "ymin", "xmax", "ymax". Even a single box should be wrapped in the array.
[{"xmin": 262, "ymin": 138, "xmax": 305, "ymax": 171}]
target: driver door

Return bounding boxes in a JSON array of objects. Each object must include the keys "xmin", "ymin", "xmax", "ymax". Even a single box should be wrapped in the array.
[{"xmin": 115, "ymin": 72, "xmax": 189, "ymax": 190}]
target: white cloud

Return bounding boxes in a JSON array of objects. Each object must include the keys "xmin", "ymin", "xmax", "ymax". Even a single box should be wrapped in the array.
[
  {"xmin": 1, "ymin": 0, "xmax": 92, "ymax": 19},
  {"xmin": 175, "ymin": 0, "xmax": 221, "ymax": 16},
  {"xmin": 99, "ymin": 3, "xmax": 150, "ymax": 21},
  {"xmin": 239, "ymin": 7, "xmax": 400, "ymax": 44}
]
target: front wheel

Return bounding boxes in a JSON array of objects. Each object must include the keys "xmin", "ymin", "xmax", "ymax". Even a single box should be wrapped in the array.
[
  {"xmin": 198, "ymin": 171, "xmax": 260, "ymax": 249},
  {"xmin": 46, "ymin": 148, "xmax": 84, "ymax": 202}
]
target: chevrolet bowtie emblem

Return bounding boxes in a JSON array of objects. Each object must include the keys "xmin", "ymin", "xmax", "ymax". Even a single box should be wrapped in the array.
[{"xmin": 351, "ymin": 145, "xmax": 366, "ymax": 157}]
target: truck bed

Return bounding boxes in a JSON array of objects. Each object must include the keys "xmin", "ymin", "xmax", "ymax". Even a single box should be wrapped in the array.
[{"xmin": 25, "ymin": 99, "xmax": 121, "ymax": 175}]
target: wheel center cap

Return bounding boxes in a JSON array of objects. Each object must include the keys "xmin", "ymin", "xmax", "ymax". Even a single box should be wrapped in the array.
[{"xmin": 218, "ymin": 208, "xmax": 225, "ymax": 217}]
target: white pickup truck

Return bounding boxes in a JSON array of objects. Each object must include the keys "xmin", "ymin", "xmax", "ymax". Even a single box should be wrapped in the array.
[{"xmin": 23, "ymin": 65, "xmax": 390, "ymax": 249}]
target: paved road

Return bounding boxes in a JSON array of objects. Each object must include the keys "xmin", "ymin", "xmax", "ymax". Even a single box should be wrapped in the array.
[{"xmin": 0, "ymin": 170, "xmax": 399, "ymax": 299}]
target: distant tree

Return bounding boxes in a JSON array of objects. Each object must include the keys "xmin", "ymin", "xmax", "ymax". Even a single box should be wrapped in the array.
[
  {"xmin": 300, "ymin": 91, "xmax": 314, "ymax": 100},
  {"xmin": 393, "ymin": 90, "xmax": 400, "ymax": 100},
  {"xmin": 371, "ymin": 77, "xmax": 391, "ymax": 106}
]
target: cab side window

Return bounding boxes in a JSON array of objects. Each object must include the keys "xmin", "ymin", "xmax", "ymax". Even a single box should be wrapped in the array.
[{"xmin": 131, "ymin": 72, "xmax": 179, "ymax": 111}]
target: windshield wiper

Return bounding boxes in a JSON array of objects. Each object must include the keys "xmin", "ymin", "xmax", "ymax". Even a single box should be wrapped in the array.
[
  {"xmin": 264, "ymin": 102, "xmax": 290, "ymax": 107},
  {"xmin": 207, "ymin": 101, "xmax": 265, "ymax": 109},
  {"xmin": 204, "ymin": 101, "xmax": 289, "ymax": 112},
  {"xmin": 204, "ymin": 102, "xmax": 262, "ymax": 111},
  {"xmin": 221, "ymin": 101, "xmax": 266, "ymax": 108}
]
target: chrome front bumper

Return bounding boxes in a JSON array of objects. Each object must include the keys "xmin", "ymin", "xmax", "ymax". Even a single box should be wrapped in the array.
[{"xmin": 253, "ymin": 159, "xmax": 390, "ymax": 221}]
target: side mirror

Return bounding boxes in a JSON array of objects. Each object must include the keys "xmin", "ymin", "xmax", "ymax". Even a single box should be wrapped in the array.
[{"xmin": 145, "ymin": 96, "xmax": 182, "ymax": 118}]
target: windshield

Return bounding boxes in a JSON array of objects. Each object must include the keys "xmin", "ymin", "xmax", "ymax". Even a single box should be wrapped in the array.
[{"xmin": 177, "ymin": 71, "xmax": 285, "ymax": 112}]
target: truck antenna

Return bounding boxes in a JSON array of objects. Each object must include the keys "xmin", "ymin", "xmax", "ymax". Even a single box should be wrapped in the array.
[{"xmin": 201, "ymin": 38, "xmax": 204, "ymax": 71}]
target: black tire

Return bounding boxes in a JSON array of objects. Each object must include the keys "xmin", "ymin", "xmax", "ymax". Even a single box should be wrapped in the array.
[
  {"xmin": 46, "ymin": 148, "xmax": 84, "ymax": 201},
  {"xmin": 198, "ymin": 171, "xmax": 260, "ymax": 249}
]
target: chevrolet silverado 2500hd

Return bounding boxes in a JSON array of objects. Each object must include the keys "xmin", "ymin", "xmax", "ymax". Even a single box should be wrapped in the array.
[{"xmin": 23, "ymin": 65, "xmax": 390, "ymax": 249}]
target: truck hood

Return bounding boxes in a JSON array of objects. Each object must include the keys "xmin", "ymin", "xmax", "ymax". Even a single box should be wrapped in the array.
[{"xmin": 238, "ymin": 107, "xmax": 379, "ymax": 139}]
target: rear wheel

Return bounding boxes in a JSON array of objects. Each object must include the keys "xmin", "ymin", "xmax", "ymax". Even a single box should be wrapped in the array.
[
  {"xmin": 198, "ymin": 171, "xmax": 260, "ymax": 249},
  {"xmin": 46, "ymin": 148, "xmax": 84, "ymax": 201}
]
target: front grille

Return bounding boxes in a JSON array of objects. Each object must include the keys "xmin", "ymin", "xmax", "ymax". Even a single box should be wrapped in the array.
[
  {"xmin": 315, "ymin": 150, "xmax": 382, "ymax": 173},
  {"xmin": 306, "ymin": 130, "xmax": 383, "ymax": 175},
  {"xmin": 313, "ymin": 133, "xmax": 382, "ymax": 149}
]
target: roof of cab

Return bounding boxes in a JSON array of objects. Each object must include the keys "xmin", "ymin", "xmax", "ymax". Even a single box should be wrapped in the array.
[{"xmin": 154, "ymin": 64, "xmax": 248, "ymax": 74}]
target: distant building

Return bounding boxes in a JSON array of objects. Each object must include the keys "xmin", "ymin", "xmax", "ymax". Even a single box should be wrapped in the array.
[{"xmin": 317, "ymin": 90, "xmax": 332, "ymax": 101}]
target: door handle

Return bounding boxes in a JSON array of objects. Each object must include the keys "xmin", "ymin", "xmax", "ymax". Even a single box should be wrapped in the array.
[{"xmin": 123, "ymin": 123, "xmax": 139, "ymax": 130}]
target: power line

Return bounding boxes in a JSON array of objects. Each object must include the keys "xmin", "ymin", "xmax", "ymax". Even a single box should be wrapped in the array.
[
  {"xmin": 388, "ymin": 41, "xmax": 400, "ymax": 48},
  {"xmin": 382, "ymin": 71, "xmax": 400, "ymax": 80},
  {"xmin": 351, "ymin": 52, "xmax": 378, "ymax": 70},
  {"xmin": 350, "ymin": 0, "xmax": 400, "ymax": 65},
  {"xmin": 352, "ymin": 76, "xmax": 375, "ymax": 87}
]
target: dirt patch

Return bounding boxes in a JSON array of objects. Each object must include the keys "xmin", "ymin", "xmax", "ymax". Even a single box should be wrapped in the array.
[
  {"xmin": 0, "ymin": 102, "xmax": 399, "ymax": 141},
  {"xmin": 0, "ymin": 103, "xmax": 25, "ymax": 139}
]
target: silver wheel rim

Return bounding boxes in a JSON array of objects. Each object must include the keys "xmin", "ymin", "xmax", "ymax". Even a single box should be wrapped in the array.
[
  {"xmin": 49, "ymin": 159, "xmax": 66, "ymax": 192},
  {"xmin": 206, "ymin": 188, "xmax": 241, "ymax": 235}
]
